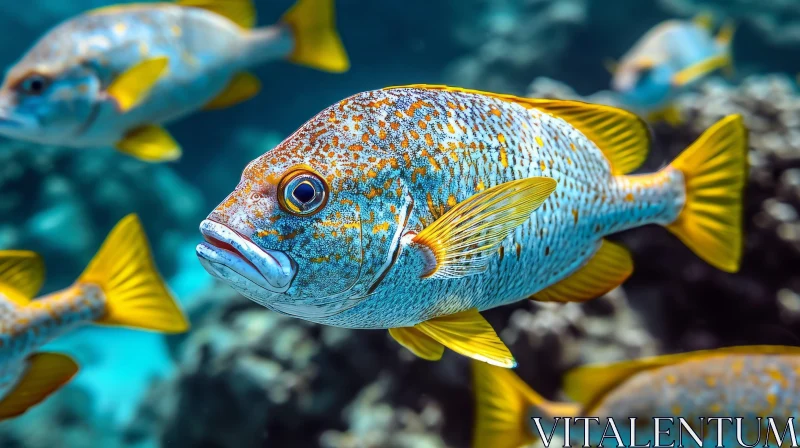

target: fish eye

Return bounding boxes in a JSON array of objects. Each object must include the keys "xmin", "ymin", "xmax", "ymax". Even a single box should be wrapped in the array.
[
  {"xmin": 18, "ymin": 74, "xmax": 49, "ymax": 95},
  {"xmin": 278, "ymin": 170, "xmax": 328, "ymax": 216}
]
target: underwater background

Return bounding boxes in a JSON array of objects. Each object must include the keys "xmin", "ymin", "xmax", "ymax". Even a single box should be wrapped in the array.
[{"xmin": 1, "ymin": 0, "xmax": 800, "ymax": 446}]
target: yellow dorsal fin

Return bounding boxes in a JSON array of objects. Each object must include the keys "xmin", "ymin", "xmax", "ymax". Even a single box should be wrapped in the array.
[
  {"xmin": 388, "ymin": 327, "xmax": 444, "ymax": 361},
  {"xmin": 116, "ymin": 125, "xmax": 182, "ymax": 162},
  {"xmin": 108, "ymin": 57, "xmax": 169, "ymax": 113},
  {"xmin": 204, "ymin": 72, "xmax": 262, "ymax": 110},
  {"xmin": 415, "ymin": 309, "xmax": 515, "ymax": 368},
  {"xmin": 472, "ymin": 360, "xmax": 580, "ymax": 448},
  {"xmin": 177, "ymin": 0, "xmax": 256, "ymax": 28},
  {"xmin": 385, "ymin": 85, "xmax": 650, "ymax": 175},
  {"xmin": 692, "ymin": 12, "xmax": 714, "ymax": 31},
  {"xmin": 281, "ymin": 0, "xmax": 350, "ymax": 73},
  {"xmin": 533, "ymin": 239, "xmax": 633, "ymax": 303},
  {"xmin": 0, "ymin": 353, "xmax": 78, "ymax": 420},
  {"xmin": 603, "ymin": 58, "xmax": 618, "ymax": 74},
  {"xmin": 412, "ymin": 177, "xmax": 556, "ymax": 279},
  {"xmin": 564, "ymin": 345, "xmax": 800, "ymax": 411},
  {"xmin": 80, "ymin": 214, "xmax": 190, "ymax": 333},
  {"xmin": 0, "ymin": 251, "xmax": 45, "ymax": 306}
]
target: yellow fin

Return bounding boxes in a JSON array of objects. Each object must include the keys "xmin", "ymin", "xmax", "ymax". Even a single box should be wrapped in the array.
[
  {"xmin": 0, "ymin": 251, "xmax": 44, "ymax": 306},
  {"xmin": 564, "ymin": 345, "xmax": 800, "ymax": 410},
  {"xmin": 116, "ymin": 125, "xmax": 182, "ymax": 162},
  {"xmin": 385, "ymin": 85, "xmax": 650, "ymax": 175},
  {"xmin": 204, "ymin": 72, "xmax": 262, "ymax": 110},
  {"xmin": 178, "ymin": 0, "xmax": 256, "ymax": 28},
  {"xmin": 415, "ymin": 309, "xmax": 515, "ymax": 368},
  {"xmin": 107, "ymin": 57, "xmax": 169, "ymax": 113},
  {"xmin": 0, "ymin": 353, "xmax": 78, "ymax": 420},
  {"xmin": 389, "ymin": 327, "xmax": 444, "ymax": 361},
  {"xmin": 692, "ymin": 12, "xmax": 714, "ymax": 31},
  {"xmin": 534, "ymin": 239, "xmax": 633, "ymax": 303},
  {"xmin": 671, "ymin": 55, "xmax": 730, "ymax": 87},
  {"xmin": 281, "ymin": 0, "xmax": 350, "ymax": 73},
  {"xmin": 79, "ymin": 214, "xmax": 190, "ymax": 333},
  {"xmin": 647, "ymin": 104, "xmax": 683, "ymax": 126},
  {"xmin": 603, "ymin": 58, "xmax": 618, "ymax": 74},
  {"xmin": 717, "ymin": 21, "xmax": 736, "ymax": 79},
  {"xmin": 412, "ymin": 177, "xmax": 556, "ymax": 279},
  {"xmin": 666, "ymin": 114, "xmax": 748, "ymax": 273},
  {"xmin": 472, "ymin": 360, "xmax": 580, "ymax": 448}
]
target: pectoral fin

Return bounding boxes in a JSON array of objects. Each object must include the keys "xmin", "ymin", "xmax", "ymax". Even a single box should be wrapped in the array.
[
  {"xmin": 0, "ymin": 353, "xmax": 78, "ymax": 420},
  {"xmin": 671, "ymin": 55, "xmax": 729, "ymax": 87},
  {"xmin": 203, "ymin": 72, "xmax": 262, "ymax": 110},
  {"xmin": 116, "ymin": 125, "xmax": 182, "ymax": 162},
  {"xmin": 0, "ymin": 251, "xmax": 44, "ymax": 306},
  {"xmin": 107, "ymin": 57, "xmax": 169, "ymax": 113},
  {"xmin": 389, "ymin": 327, "xmax": 444, "ymax": 361},
  {"xmin": 533, "ymin": 239, "xmax": 633, "ymax": 303},
  {"xmin": 412, "ymin": 177, "xmax": 556, "ymax": 279},
  {"xmin": 415, "ymin": 309, "xmax": 516, "ymax": 368}
]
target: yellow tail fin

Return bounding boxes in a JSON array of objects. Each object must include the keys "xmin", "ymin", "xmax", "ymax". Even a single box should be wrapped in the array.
[
  {"xmin": 281, "ymin": 0, "xmax": 350, "ymax": 73},
  {"xmin": 666, "ymin": 114, "xmax": 748, "ymax": 273},
  {"xmin": 472, "ymin": 361, "xmax": 580, "ymax": 448},
  {"xmin": 79, "ymin": 214, "xmax": 190, "ymax": 333}
]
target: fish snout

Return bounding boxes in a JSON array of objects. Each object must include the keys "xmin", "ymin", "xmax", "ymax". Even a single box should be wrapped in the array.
[{"xmin": 196, "ymin": 219, "xmax": 297, "ymax": 294}]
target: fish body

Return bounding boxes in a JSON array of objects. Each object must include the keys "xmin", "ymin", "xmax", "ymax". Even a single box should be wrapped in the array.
[
  {"xmin": 0, "ymin": 0, "xmax": 349, "ymax": 161},
  {"xmin": 0, "ymin": 215, "xmax": 189, "ymax": 419},
  {"xmin": 197, "ymin": 86, "xmax": 747, "ymax": 366},
  {"xmin": 612, "ymin": 17, "xmax": 734, "ymax": 118},
  {"xmin": 472, "ymin": 347, "xmax": 800, "ymax": 448}
]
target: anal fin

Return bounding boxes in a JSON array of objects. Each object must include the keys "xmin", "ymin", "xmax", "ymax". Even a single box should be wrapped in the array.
[
  {"xmin": 534, "ymin": 239, "xmax": 633, "ymax": 303},
  {"xmin": 672, "ymin": 55, "xmax": 730, "ymax": 87},
  {"xmin": 116, "ymin": 125, "xmax": 182, "ymax": 162},
  {"xmin": 389, "ymin": 327, "xmax": 444, "ymax": 361},
  {"xmin": 0, "ymin": 251, "xmax": 45, "ymax": 306},
  {"xmin": 204, "ymin": 72, "xmax": 262, "ymax": 110},
  {"xmin": 0, "ymin": 353, "xmax": 78, "ymax": 420}
]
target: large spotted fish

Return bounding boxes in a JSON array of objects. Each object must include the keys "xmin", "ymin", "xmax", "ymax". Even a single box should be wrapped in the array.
[
  {"xmin": 0, "ymin": 215, "xmax": 188, "ymax": 420},
  {"xmin": 472, "ymin": 346, "xmax": 800, "ymax": 448},
  {"xmin": 0, "ymin": 0, "xmax": 349, "ymax": 162},
  {"xmin": 196, "ymin": 85, "xmax": 748, "ymax": 367}
]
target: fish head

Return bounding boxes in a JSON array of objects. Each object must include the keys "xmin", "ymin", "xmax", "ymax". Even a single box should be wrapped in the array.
[
  {"xmin": 197, "ymin": 114, "xmax": 413, "ymax": 317},
  {"xmin": 0, "ymin": 55, "xmax": 102, "ymax": 143},
  {"xmin": 613, "ymin": 61, "xmax": 674, "ymax": 110}
]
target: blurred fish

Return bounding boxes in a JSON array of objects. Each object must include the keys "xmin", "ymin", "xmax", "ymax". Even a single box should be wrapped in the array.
[
  {"xmin": 0, "ymin": 214, "xmax": 189, "ymax": 420},
  {"xmin": 196, "ymin": 85, "xmax": 747, "ymax": 367},
  {"xmin": 472, "ymin": 346, "xmax": 800, "ymax": 448},
  {"xmin": 0, "ymin": 0, "xmax": 349, "ymax": 162},
  {"xmin": 610, "ymin": 14, "xmax": 735, "ymax": 124}
]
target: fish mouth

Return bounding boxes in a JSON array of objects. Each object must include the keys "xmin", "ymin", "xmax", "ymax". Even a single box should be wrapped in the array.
[{"xmin": 196, "ymin": 219, "xmax": 297, "ymax": 293}]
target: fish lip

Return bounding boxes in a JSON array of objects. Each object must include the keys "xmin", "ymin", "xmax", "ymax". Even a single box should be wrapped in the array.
[{"xmin": 196, "ymin": 219, "xmax": 297, "ymax": 293}]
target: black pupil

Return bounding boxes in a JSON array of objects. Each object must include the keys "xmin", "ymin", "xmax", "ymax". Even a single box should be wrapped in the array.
[
  {"xmin": 293, "ymin": 182, "xmax": 316, "ymax": 204},
  {"xmin": 26, "ymin": 78, "xmax": 44, "ymax": 93}
]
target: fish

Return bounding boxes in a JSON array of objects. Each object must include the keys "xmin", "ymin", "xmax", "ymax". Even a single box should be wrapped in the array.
[
  {"xmin": 196, "ymin": 85, "xmax": 748, "ymax": 368},
  {"xmin": 609, "ymin": 14, "xmax": 735, "ymax": 124},
  {"xmin": 0, "ymin": 214, "xmax": 189, "ymax": 420},
  {"xmin": 0, "ymin": 0, "xmax": 349, "ymax": 162},
  {"xmin": 471, "ymin": 346, "xmax": 800, "ymax": 448}
]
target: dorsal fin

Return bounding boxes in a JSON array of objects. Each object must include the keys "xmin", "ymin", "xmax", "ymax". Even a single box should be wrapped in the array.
[
  {"xmin": 692, "ymin": 12, "xmax": 714, "ymax": 31},
  {"xmin": 384, "ymin": 85, "xmax": 650, "ymax": 175},
  {"xmin": 0, "ymin": 251, "xmax": 45, "ymax": 306},
  {"xmin": 177, "ymin": 0, "xmax": 257, "ymax": 28},
  {"xmin": 564, "ymin": 345, "xmax": 800, "ymax": 411}
]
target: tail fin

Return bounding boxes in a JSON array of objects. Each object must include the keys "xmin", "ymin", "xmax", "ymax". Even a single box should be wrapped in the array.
[
  {"xmin": 472, "ymin": 361, "xmax": 580, "ymax": 448},
  {"xmin": 280, "ymin": 0, "xmax": 350, "ymax": 73},
  {"xmin": 716, "ymin": 21, "xmax": 736, "ymax": 78},
  {"xmin": 666, "ymin": 114, "xmax": 748, "ymax": 273},
  {"xmin": 78, "ymin": 214, "xmax": 189, "ymax": 333}
]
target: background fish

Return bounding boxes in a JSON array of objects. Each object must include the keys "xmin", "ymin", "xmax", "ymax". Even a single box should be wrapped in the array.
[
  {"xmin": 472, "ymin": 346, "xmax": 800, "ymax": 448},
  {"xmin": 0, "ymin": 214, "xmax": 189, "ymax": 420},
  {"xmin": 0, "ymin": 0, "xmax": 349, "ymax": 162},
  {"xmin": 196, "ymin": 86, "xmax": 747, "ymax": 367},
  {"xmin": 610, "ymin": 14, "xmax": 735, "ymax": 123}
]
